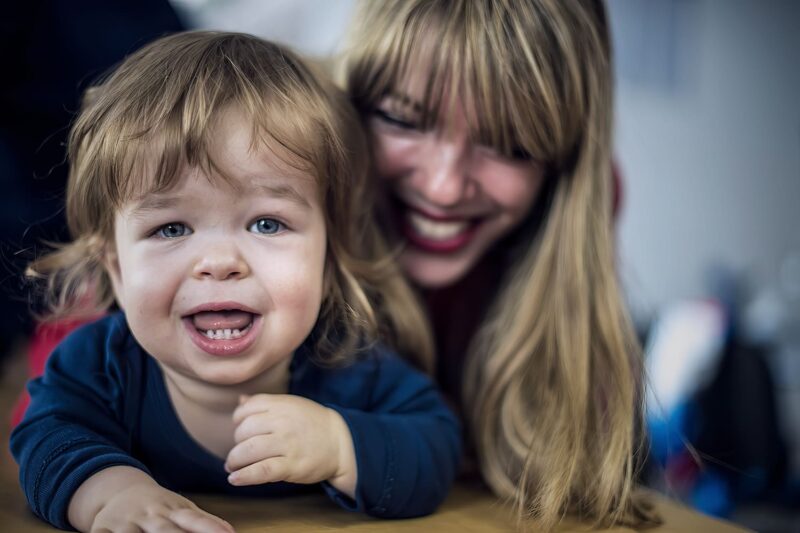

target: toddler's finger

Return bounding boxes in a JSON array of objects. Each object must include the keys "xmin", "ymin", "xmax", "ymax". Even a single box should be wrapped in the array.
[
  {"xmin": 232, "ymin": 412, "xmax": 277, "ymax": 444},
  {"xmin": 231, "ymin": 394, "xmax": 275, "ymax": 423},
  {"xmin": 228, "ymin": 457, "xmax": 289, "ymax": 486},
  {"xmin": 137, "ymin": 514, "xmax": 184, "ymax": 533},
  {"xmin": 110, "ymin": 524, "xmax": 139, "ymax": 533},
  {"xmin": 225, "ymin": 434, "xmax": 282, "ymax": 473},
  {"xmin": 169, "ymin": 508, "xmax": 235, "ymax": 533},
  {"xmin": 95, "ymin": 526, "xmax": 135, "ymax": 533}
]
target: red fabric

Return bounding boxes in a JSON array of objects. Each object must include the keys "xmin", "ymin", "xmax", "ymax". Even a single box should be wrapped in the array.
[{"xmin": 10, "ymin": 319, "xmax": 95, "ymax": 428}]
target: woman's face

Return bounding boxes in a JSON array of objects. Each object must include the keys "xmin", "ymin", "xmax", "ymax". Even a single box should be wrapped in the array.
[{"xmin": 370, "ymin": 72, "xmax": 547, "ymax": 288}]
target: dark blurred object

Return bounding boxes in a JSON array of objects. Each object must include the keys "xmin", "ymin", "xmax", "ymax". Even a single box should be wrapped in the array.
[
  {"xmin": 644, "ymin": 264, "xmax": 799, "ymax": 529},
  {"xmin": 0, "ymin": 1, "xmax": 184, "ymax": 359},
  {"xmin": 693, "ymin": 265, "xmax": 789, "ymax": 504},
  {"xmin": 693, "ymin": 342, "xmax": 788, "ymax": 505}
]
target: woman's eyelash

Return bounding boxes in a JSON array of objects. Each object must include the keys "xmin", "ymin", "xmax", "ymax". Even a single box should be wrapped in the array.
[
  {"xmin": 509, "ymin": 146, "xmax": 533, "ymax": 161},
  {"xmin": 374, "ymin": 108, "xmax": 419, "ymax": 130},
  {"xmin": 374, "ymin": 107, "xmax": 533, "ymax": 162}
]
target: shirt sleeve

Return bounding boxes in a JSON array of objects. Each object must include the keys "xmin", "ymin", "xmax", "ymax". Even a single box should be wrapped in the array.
[
  {"xmin": 321, "ymin": 350, "xmax": 462, "ymax": 518},
  {"xmin": 9, "ymin": 317, "xmax": 150, "ymax": 530}
]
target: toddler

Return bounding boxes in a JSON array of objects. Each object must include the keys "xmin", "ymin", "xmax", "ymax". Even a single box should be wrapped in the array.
[{"xmin": 10, "ymin": 31, "xmax": 460, "ymax": 532}]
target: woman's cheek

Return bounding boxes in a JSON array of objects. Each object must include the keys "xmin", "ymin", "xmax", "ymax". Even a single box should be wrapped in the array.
[
  {"xmin": 482, "ymin": 161, "xmax": 545, "ymax": 214},
  {"xmin": 373, "ymin": 132, "xmax": 418, "ymax": 181}
]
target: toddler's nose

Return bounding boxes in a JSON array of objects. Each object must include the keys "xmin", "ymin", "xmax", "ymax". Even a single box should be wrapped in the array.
[{"xmin": 193, "ymin": 244, "xmax": 250, "ymax": 281}]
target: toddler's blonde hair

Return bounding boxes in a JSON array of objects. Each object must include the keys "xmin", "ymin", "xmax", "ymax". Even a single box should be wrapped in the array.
[{"xmin": 29, "ymin": 30, "xmax": 433, "ymax": 370}]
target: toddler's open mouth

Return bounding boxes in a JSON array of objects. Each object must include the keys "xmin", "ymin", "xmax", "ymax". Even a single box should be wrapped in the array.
[
  {"xmin": 190, "ymin": 310, "xmax": 255, "ymax": 340},
  {"xmin": 181, "ymin": 304, "xmax": 262, "ymax": 356}
]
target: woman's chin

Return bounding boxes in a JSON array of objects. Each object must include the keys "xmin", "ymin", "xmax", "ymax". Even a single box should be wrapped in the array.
[{"xmin": 400, "ymin": 250, "xmax": 474, "ymax": 290}]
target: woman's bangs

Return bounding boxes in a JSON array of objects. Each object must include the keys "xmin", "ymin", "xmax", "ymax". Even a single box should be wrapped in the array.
[
  {"xmin": 350, "ymin": 1, "xmax": 450, "ymax": 128},
  {"xmin": 467, "ymin": 17, "xmax": 568, "ymax": 165},
  {"xmin": 352, "ymin": 1, "xmax": 564, "ymax": 165}
]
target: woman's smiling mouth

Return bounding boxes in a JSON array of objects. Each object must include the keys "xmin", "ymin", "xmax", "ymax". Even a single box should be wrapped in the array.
[{"xmin": 400, "ymin": 206, "xmax": 481, "ymax": 253}]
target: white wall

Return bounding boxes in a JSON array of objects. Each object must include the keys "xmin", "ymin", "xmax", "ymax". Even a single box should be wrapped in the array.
[
  {"xmin": 170, "ymin": 0, "xmax": 356, "ymax": 57},
  {"xmin": 610, "ymin": 0, "xmax": 800, "ymax": 317}
]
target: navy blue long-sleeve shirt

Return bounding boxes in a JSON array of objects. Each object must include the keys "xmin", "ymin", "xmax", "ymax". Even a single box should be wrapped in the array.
[{"xmin": 10, "ymin": 313, "xmax": 461, "ymax": 529}]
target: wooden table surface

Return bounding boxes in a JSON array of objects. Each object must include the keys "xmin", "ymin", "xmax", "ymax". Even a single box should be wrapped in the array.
[{"xmin": 0, "ymin": 346, "xmax": 750, "ymax": 532}]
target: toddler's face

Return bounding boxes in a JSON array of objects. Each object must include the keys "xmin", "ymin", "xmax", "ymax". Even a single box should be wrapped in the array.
[{"xmin": 105, "ymin": 108, "xmax": 327, "ymax": 386}]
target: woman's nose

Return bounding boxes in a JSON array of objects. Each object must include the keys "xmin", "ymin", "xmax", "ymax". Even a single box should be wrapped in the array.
[
  {"xmin": 413, "ymin": 138, "xmax": 474, "ymax": 207},
  {"xmin": 192, "ymin": 243, "xmax": 250, "ymax": 281}
]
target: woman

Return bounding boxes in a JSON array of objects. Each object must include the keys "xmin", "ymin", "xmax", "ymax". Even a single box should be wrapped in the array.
[{"xmin": 342, "ymin": 0, "xmax": 659, "ymax": 528}]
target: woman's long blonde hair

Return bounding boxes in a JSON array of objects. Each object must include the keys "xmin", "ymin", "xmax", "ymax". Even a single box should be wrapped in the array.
[
  {"xmin": 344, "ymin": 1, "xmax": 659, "ymax": 528},
  {"xmin": 28, "ymin": 31, "xmax": 433, "ymax": 371}
]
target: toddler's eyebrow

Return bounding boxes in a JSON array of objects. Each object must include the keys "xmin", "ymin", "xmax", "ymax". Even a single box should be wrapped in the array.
[
  {"xmin": 126, "ymin": 181, "xmax": 311, "ymax": 219},
  {"xmin": 251, "ymin": 182, "xmax": 311, "ymax": 209},
  {"xmin": 129, "ymin": 195, "xmax": 180, "ymax": 218}
]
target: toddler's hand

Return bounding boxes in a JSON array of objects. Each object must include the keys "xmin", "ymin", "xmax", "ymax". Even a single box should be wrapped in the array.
[
  {"xmin": 91, "ymin": 482, "xmax": 234, "ymax": 533},
  {"xmin": 225, "ymin": 394, "xmax": 356, "ymax": 497}
]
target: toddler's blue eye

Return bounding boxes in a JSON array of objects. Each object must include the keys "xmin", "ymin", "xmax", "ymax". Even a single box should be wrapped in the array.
[
  {"xmin": 249, "ymin": 218, "xmax": 283, "ymax": 235},
  {"xmin": 155, "ymin": 223, "xmax": 192, "ymax": 239}
]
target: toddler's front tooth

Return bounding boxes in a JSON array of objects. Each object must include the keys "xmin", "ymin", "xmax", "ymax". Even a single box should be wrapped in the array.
[
  {"xmin": 232, "ymin": 328, "xmax": 241, "ymax": 338},
  {"xmin": 224, "ymin": 328, "xmax": 232, "ymax": 339},
  {"xmin": 215, "ymin": 329, "xmax": 224, "ymax": 339},
  {"xmin": 206, "ymin": 330, "xmax": 214, "ymax": 338}
]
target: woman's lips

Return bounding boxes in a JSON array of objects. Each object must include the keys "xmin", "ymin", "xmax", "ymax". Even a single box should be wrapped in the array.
[
  {"xmin": 182, "ymin": 314, "xmax": 262, "ymax": 357},
  {"xmin": 401, "ymin": 209, "xmax": 479, "ymax": 253}
]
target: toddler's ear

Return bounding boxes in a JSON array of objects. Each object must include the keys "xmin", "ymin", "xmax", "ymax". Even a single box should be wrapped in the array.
[{"xmin": 103, "ymin": 245, "xmax": 126, "ymax": 310}]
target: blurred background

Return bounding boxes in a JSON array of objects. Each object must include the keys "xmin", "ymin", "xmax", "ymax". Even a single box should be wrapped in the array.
[{"xmin": 1, "ymin": 1, "xmax": 798, "ymax": 531}]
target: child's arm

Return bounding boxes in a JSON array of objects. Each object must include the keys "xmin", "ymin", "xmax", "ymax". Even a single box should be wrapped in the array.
[
  {"xmin": 226, "ymin": 347, "xmax": 462, "ymax": 518},
  {"xmin": 68, "ymin": 466, "xmax": 232, "ymax": 533},
  {"xmin": 322, "ymin": 353, "xmax": 463, "ymax": 517},
  {"xmin": 9, "ymin": 316, "xmax": 231, "ymax": 532}
]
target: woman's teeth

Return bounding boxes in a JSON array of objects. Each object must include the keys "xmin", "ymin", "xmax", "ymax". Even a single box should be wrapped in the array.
[{"xmin": 408, "ymin": 212, "xmax": 470, "ymax": 241}]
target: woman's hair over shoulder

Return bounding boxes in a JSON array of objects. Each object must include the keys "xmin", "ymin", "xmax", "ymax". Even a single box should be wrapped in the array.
[{"xmin": 343, "ymin": 1, "xmax": 660, "ymax": 529}]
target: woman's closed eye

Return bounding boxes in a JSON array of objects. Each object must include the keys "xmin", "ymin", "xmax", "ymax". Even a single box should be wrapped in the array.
[
  {"xmin": 509, "ymin": 145, "xmax": 534, "ymax": 161},
  {"xmin": 477, "ymin": 143, "xmax": 536, "ymax": 164},
  {"xmin": 248, "ymin": 217, "xmax": 285, "ymax": 235},
  {"xmin": 373, "ymin": 108, "xmax": 420, "ymax": 131},
  {"xmin": 153, "ymin": 222, "xmax": 193, "ymax": 239}
]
